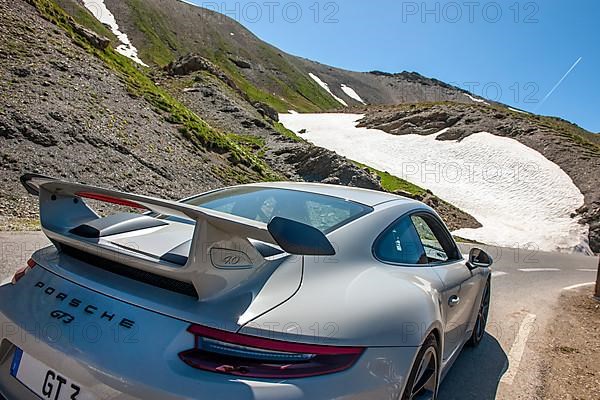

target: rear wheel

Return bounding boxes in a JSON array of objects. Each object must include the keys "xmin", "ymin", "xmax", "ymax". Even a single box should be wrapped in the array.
[
  {"xmin": 401, "ymin": 334, "xmax": 439, "ymax": 400},
  {"xmin": 469, "ymin": 279, "xmax": 491, "ymax": 347}
]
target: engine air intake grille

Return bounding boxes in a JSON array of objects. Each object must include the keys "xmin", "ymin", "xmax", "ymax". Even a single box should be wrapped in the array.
[{"xmin": 60, "ymin": 245, "xmax": 199, "ymax": 299}]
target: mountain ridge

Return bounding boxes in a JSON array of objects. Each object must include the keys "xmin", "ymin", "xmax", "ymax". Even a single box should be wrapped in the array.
[{"xmin": 92, "ymin": 0, "xmax": 490, "ymax": 112}]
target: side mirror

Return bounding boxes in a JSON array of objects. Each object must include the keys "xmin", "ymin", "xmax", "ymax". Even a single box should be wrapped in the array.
[
  {"xmin": 267, "ymin": 217, "xmax": 335, "ymax": 256},
  {"xmin": 467, "ymin": 248, "xmax": 493, "ymax": 270}
]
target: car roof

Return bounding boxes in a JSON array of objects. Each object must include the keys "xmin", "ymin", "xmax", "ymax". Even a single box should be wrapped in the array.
[{"xmin": 242, "ymin": 182, "xmax": 416, "ymax": 207}]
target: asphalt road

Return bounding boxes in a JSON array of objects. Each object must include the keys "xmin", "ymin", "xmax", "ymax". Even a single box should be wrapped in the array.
[
  {"xmin": 0, "ymin": 232, "xmax": 598, "ymax": 399},
  {"xmin": 441, "ymin": 244, "xmax": 599, "ymax": 400}
]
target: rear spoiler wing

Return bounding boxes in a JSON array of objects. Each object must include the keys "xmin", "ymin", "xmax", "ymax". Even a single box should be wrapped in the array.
[
  {"xmin": 21, "ymin": 174, "xmax": 335, "ymax": 300},
  {"xmin": 22, "ymin": 173, "xmax": 276, "ymax": 243},
  {"xmin": 21, "ymin": 173, "xmax": 334, "ymax": 260}
]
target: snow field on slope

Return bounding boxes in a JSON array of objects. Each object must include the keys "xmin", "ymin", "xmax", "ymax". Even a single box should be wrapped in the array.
[
  {"xmin": 82, "ymin": 0, "xmax": 148, "ymax": 66},
  {"xmin": 308, "ymin": 73, "xmax": 348, "ymax": 106},
  {"xmin": 279, "ymin": 113, "xmax": 589, "ymax": 253},
  {"xmin": 463, "ymin": 93, "xmax": 490, "ymax": 105},
  {"xmin": 341, "ymin": 84, "xmax": 366, "ymax": 104}
]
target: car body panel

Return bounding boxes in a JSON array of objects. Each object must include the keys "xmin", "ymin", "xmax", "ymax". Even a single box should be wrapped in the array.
[
  {"xmin": 27, "ymin": 245, "xmax": 303, "ymax": 332},
  {"xmin": 0, "ymin": 177, "xmax": 492, "ymax": 399},
  {"xmin": 240, "ymin": 256, "xmax": 445, "ymax": 347},
  {"xmin": 0, "ymin": 268, "xmax": 418, "ymax": 400}
]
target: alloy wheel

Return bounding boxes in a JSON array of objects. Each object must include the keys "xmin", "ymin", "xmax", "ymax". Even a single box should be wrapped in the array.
[
  {"xmin": 474, "ymin": 281, "xmax": 491, "ymax": 342},
  {"xmin": 409, "ymin": 346, "xmax": 438, "ymax": 400}
]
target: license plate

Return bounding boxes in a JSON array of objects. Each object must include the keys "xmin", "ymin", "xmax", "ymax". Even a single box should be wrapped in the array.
[{"xmin": 10, "ymin": 347, "xmax": 93, "ymax": 400}]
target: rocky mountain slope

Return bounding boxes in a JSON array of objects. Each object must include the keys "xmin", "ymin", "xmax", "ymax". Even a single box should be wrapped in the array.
[
  {"xmin": 0, "ymin": 0, "xmax": 257, "ymax": 219},
  {"xmin": 0, "ymin": 0, "xmax": 477, "ymax": 231},
  {"xmin": 358, "ymin": 103, "xmax": 600, "ymax": 253},
  {"xmin": 60, "ymin": 0, "xmax": 486, "ymax": 113}
]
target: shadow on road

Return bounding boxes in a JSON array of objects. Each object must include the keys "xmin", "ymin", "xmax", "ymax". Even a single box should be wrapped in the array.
[{"xmin": 438, "ymin": 333, "xmax": 508, "ymax": 400}]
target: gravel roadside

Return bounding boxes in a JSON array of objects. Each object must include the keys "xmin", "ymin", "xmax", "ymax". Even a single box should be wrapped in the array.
[
  {"xmin": 0, "ymin": 231, "xmax": 49, "ymax": 282},
  {"xmin": 537, "ymin": 288, "xmax": 600, "ymax": 399}
]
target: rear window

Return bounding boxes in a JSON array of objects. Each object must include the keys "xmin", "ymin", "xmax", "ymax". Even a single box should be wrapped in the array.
[{"xmin": 184, "ymin": 187, "xmax": 372, "ymax": 233}]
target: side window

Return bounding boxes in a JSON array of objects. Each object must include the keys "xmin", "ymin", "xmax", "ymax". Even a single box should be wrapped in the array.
[
  {"xmin": 374, "ymin": 217, "xmax": 428, "ymax": 264},
  {"xmin": 411, "ymin": 215, "xmax": 448, "ymax": 262},
  {"xmin": 410, "ymin": 214, "xmax": 461, "ymax": 263}
]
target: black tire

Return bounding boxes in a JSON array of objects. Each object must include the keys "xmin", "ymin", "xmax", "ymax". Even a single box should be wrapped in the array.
[
  {"xmin": 468, "ymin": 279, "xmax": 491, "ymax": 347},
  {"xmin": 401, "ymin": 334, "xmax": 439, "ymax": 400}
]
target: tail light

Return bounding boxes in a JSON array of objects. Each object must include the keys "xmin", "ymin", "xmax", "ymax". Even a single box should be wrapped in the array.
[
  {"xmin": 11, "ymin": 258, "xmax": 37, "ymax": 284},
  {"xmin": 75, "ymin": 192, "xmax": 147, "ymax": 210},
  {"xmin": 179, "ymin": 324, "xmax": 364, "ymax": 379}
]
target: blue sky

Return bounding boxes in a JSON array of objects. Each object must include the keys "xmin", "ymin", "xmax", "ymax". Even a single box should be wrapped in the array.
[{"xmin": 190, "ymin": 0, "xmax": 599, "ymax": 132}]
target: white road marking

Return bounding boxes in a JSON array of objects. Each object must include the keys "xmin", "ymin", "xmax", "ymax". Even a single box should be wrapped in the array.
[
  {"xmin": 577, "ymin": 269, "xmax": 597, "ymax": 272},
  {"xmin": 492, "ymin": 271, "xmax": 508, "ymax": 278},
  {"xmin": 500, "ymin": 313, "xmax": 537, "ymax": 385},
  {"xmin": 518, "ymin": 268, "xmax": 560, "ymax": 272},
  {"xmin": 562, "ymin": 282, "xmax": 595, "ymax": 291}
]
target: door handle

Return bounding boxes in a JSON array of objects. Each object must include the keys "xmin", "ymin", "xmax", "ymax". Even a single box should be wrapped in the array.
[{"xmin": 449, "ymin": 295, "xmax": 460, "ymax": 307}]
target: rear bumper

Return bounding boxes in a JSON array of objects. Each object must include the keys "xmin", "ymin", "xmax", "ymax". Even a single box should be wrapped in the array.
[{"xmin": 0, "ymin": 268, "xmax": 418, "ymax": 400}]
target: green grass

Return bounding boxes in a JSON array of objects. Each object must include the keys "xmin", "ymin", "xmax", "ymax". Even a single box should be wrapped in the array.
[
  {"xmin": 496, "ymin": 105, "xmax": 600, "ymax": 154},
  {"xmin": 272, "ymin": 121, "xmax": 304, "ymax": 142},
  {"xmin": 66, "ymin": 0, "xmax": 341, "ymax": 113},
  {"xmin": 28, "ymin": 0, "xmax": 280, "ymax": 181},
  {"xmin": 535, "ymin": 116, "xmax": 600, "ymax": 154},
  {"xmin": 90, "ymin": 7, "xmax": 302, "ymax": 114},
  {"xmin": 117, "ymin": 5, "xmax": 340, "ymax": 114},
  {"xmin": 219, "ymin": 54, "xmax": 334, "ymax": 113},
  {"xmin": 54, "ymin": 0, "xmax": 117, "ymax": 42},
  {"xmin": 125, "ymin": 0, "xmax": 182, "ymax": 66},
  {"xmin": 215, "ymin": 46, "xmax": 341, "ymax": 113},
  {"xmin": 214, "ymin": 53, "xmax": 294, "ymax": 112},
  {"xmin": 254, "ymin": 44, "xmax": 342, "ymax": 111},
  {"xmin": 353, "ymin": 161, "xmax": 427, "ymax": 196},
  {"xmin": 230, "ymin": 134, "xmax": 266, "ymax": 150}
]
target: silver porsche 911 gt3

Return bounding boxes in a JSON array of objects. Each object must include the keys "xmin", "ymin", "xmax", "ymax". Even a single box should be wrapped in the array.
[{"xmin": 0, "ymin": 174, "xmax": 492, "ymax": 400}]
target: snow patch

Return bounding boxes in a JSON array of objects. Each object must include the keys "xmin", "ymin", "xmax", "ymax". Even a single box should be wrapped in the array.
[
  {"xmin": 82, "ymin": 0, "xmax": 148, "ymax": 66},
  {"xmin": 308, "ymin": 73, "xmax": 348, "ymax": 106},
  {"xmin": 340, "ymin": 84, "xmax": 366, "ymax": 104},
  {"xmin": 279, "ymin": 113, "xmax": 589, "ymax": 253},
  {"xmin": 464, "ymin": 93, "xmax": 489, "ymax": 105},
  {"xmin": 174, "ymin": 0, "xmax": 203, "ymax": 9},
  {"xmin": 509, "ymin": 107, "xmax": 529, "ymax": 114},
  {"xmin": 287, "ymin": 110, "xmax": 299, "ymax": 114}
]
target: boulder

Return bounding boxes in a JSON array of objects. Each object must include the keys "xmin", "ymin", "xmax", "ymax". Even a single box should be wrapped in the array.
[
  {"xmin": 166, "ymin": 54, "xmax": 214, "ymax": 76},
  {"xmin": 229, "ymin": 57, "xmax": 252, "ymax": 69},
  {"xmin": 71, "ymin": 22, "xmax": 110, "ymax": 50},
  {"xmin": 253, "ymin": 102, "xmax": 278, "ymax": 121},
  {"xmin": 166, "ymin": 54, "xmax": 240, "ymax": 96},
  {"xmin": 281, "ymin": 145, "xmax": 381, "ymax": 190}
]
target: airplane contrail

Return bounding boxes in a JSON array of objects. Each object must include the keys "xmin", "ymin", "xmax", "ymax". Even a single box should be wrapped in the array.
[{"xmin": 536, "ymin": 57, "xmax": 582, "ymax": 111}]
